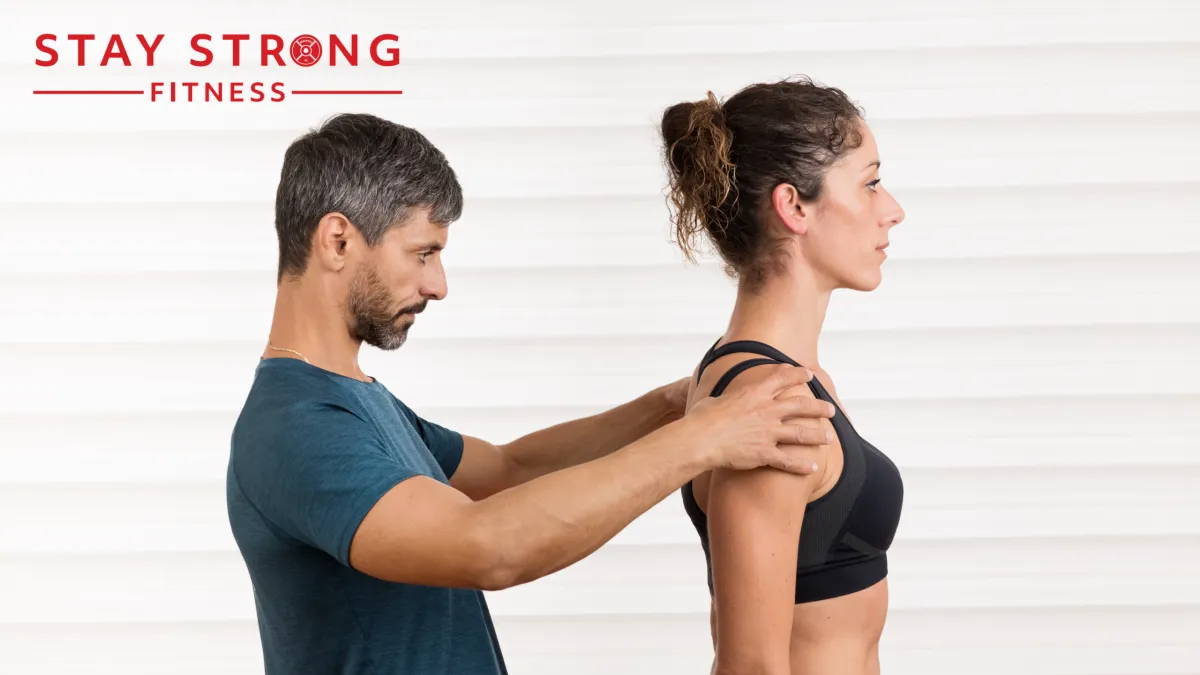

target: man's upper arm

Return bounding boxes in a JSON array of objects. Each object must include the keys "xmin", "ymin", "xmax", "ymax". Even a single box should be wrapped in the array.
[
  {"xmin": 448, "ymin": 436, "xmax": 521, "ymax": 501},
  {"xmin": 349, "ymin": 472, "xmax": 496, "ymax": 587}
]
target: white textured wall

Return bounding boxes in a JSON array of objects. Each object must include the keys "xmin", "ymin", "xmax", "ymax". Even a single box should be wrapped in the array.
[{"xmin": 3, "ymin": 1, "xmax": 1199, "ymax": 673}]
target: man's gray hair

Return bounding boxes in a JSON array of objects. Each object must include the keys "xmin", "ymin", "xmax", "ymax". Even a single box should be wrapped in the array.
[{"xmin": 273, "ymin": 113, "xmax": 463, "ymax": 281}]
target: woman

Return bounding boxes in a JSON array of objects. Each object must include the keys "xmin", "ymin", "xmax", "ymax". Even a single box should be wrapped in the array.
[{"xmin": 661, "ymin": 76, "xmax": 907, "ymax": 675}]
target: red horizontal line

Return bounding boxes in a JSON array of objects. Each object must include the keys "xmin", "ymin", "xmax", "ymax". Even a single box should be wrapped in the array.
[
  {"xmin": 291, "ymin": 89, "xmax": 404, "ymax": 95},
  {"xmin": 33, "ymin": 90, "xmax": 145, "ymax": 95}
]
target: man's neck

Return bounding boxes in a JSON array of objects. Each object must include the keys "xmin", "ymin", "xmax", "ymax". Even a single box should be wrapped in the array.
[{"xmin": 264, "ymin": 276, "xmax": 371, "ymax": 382}]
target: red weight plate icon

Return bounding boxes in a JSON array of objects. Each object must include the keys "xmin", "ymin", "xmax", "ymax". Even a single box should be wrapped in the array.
[{"xmin": 290, "ymin": 35, "xmax": 323, "ymax": 67}]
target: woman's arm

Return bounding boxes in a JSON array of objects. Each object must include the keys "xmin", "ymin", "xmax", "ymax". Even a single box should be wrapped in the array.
[{"xmin": 704, "ymin": 373, "xmax": 831, "ymax": 675}]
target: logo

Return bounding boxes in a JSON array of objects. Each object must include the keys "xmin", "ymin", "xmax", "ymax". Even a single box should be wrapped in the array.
[
  {"xmin": 32, "ymin": 33, "xmax": 403, "ymax": 103},
  {"xmin": 289, "ymin": 35, "xmax": 323, "ymax": 67}
]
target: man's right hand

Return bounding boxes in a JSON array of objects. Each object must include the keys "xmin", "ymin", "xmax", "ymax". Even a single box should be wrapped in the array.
[{"xmin": 683, "ymin": 363, "xmax": 834, "ymax": 475}]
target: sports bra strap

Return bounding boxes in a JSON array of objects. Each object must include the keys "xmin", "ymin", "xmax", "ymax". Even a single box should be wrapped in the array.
[
  {"xmin": 696, "ymin": 339, "xmax": 840, "ymax": 411},
  {"xmin": 697, "ymin": 339, "xmax": 804, "ymax": 381},
  {"xmin": 698, "ymin": 339, "xmax": 809, "ymax": 399},
  {"xmin": 715, "ymin": 340, "xmax": 802, "ymax": 367},
  {"xmin": 709, "ymin": 357, "xmax": 783, "ymax": 397}
]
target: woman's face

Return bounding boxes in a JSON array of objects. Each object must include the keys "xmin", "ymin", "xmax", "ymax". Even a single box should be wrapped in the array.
[{"xmin": 796, "ymin": 122, "xmax": 906, "ymax": 293}]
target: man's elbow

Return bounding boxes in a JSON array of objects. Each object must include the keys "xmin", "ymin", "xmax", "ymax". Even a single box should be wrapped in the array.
[
  {"xmin": 496, "ymin": 444, "xmax": 540, "ymax": 491},
  {"xmin": 469, "ymin": 548, "xmax": 522, "ymax": 591},
  {"xmin": 472, "ymin": 564, "xmax": 521, "ymax": 592},
  {"xmin": 463, "ymin": 523, "xmax": 529, "ymax": 591}
]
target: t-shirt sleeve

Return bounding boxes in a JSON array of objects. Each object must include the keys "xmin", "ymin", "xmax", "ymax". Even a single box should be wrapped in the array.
[
  {"xmin": 231, "ymin": 400, "xmax": 430, "ymax": 568},
  {"xmin": 393, "ymin": 398, "xmax": 465, "ymax": 479}
]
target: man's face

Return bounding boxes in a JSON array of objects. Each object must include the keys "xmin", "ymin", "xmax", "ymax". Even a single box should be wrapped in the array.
[{"xmin": 346, "ymin": 209, "xmax": 449, "ymax": 351}]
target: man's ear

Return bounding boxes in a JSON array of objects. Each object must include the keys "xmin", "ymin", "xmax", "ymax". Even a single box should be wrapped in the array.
[
  {"xmin": 771, "ymin": 183, "xmax": 811, "ymax": 236},
  {"xmin": 312, "ymin": 213, "xmax": 354, "ymax": 272}
]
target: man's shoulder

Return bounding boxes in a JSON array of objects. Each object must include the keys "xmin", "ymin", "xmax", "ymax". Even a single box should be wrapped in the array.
[{"xmin": 231, "ymin": 359, "xmax": 370, "ymax": 453}]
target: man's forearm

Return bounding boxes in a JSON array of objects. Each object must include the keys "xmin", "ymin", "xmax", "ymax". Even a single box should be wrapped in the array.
[
  {"xmin": 500, "ymin": 384, "xmax": 680, "ymax": 481},
  {"xmin": 468, "ymin": 416, "xmax": 709, "ymax": 589}
]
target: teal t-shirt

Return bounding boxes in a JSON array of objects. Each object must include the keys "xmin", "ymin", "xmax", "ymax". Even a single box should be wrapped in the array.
[{"xmin": 226, "ymin": 357, "xmax": 507, "ymax": 675}]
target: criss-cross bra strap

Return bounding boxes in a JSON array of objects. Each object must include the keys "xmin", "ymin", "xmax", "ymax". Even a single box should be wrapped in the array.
[{"xmin": 697, "ymin": 339, "xmax": 809, "ymax": 398}]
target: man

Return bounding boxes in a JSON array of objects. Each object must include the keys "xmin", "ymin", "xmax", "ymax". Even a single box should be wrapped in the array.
[{"xmin": 226, "ymin": 113, "xmax": 835, "ymax": 675}]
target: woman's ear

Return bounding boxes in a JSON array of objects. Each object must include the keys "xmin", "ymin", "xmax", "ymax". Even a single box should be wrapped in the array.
[{"xmin": 771, "ymin": 183, "xmax": 810, "ymax": 236}]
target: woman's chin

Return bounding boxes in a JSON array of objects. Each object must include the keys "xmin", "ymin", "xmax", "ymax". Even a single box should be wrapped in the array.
[{"xmin": 839, "ymin": 270, "xmax": 883, "ymax": 293}]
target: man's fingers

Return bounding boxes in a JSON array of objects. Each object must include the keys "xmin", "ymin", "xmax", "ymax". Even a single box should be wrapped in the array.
[
  {"xmin": 772, "ymin": 395, "xmax": 836, "ymax": 421},
  {"xmin": 769, "ymin": 447, "xmax": 821, "ymax": 475},
  {"xmin": 777, "ymin": 422, "xmax": 832, "ymax": 447},
  {"xmin": 758, "ymin": 363, "xmax": 814, "ymax": 395}
]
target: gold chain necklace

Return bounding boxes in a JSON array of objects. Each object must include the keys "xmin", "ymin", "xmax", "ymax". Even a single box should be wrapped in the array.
[{"xmin": 267, "ymin": 340, "xmax": 310, "ymax": 364}]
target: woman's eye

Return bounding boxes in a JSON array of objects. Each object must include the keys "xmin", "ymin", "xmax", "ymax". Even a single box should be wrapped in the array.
[{"xmin": 867, "ymin": 179, "xmax": 881, "ymax": 191}]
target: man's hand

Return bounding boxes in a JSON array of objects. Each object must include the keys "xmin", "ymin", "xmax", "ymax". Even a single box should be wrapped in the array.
[{"xmin": 683, "ymin": 363, "xmax": 833, "ymax": 475}]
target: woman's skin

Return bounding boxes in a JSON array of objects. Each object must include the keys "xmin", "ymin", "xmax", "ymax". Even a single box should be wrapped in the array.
[{"xmin": 685, "ymin": 120, "xmax": 906, "ymax": 675}]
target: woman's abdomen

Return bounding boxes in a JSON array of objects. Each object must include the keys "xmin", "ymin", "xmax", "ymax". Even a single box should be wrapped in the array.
[{"xmin": 787, "ymin": 578, "xmax": 889, "ymax": 675}]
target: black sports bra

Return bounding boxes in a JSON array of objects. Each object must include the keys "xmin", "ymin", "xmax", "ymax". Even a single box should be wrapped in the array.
[{"xmin": 681, "ymin": 339, "xmax": 905, "ymax": 604}]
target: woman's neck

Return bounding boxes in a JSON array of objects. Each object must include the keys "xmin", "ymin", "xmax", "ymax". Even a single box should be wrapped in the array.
[{"xmin": 723, "ymin": 264, "xmax": 831, "ymax": 370}]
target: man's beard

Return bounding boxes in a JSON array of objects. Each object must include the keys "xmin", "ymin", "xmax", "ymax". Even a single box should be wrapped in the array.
[{"xmin": 347, "ymin": 265, "xmax": 427, "ymax": 351}]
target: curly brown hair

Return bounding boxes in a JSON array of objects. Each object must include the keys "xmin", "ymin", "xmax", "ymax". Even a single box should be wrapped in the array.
[{"xmin": 660, "ymin": 76, "xmax": 865, "ymax": 289}]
